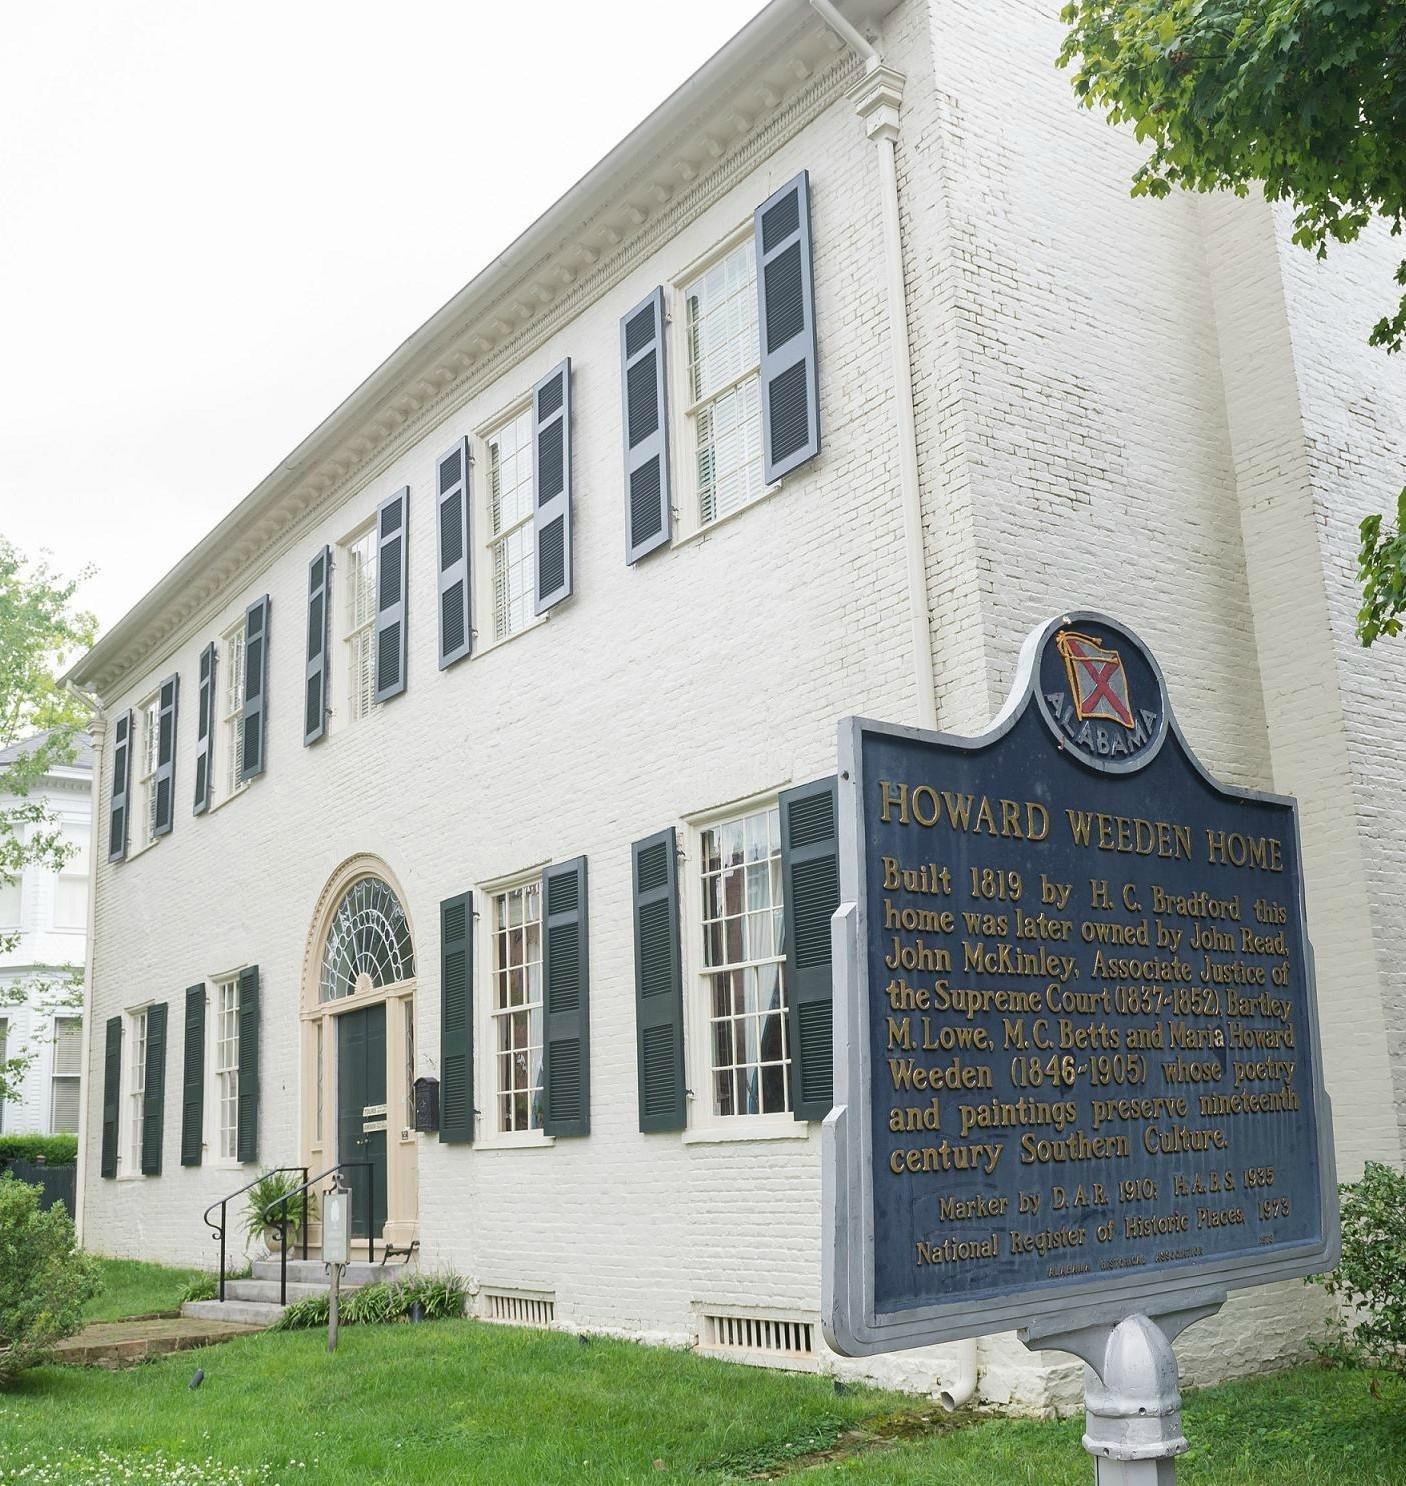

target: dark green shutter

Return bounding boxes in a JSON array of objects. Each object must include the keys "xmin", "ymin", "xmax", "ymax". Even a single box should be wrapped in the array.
[
  {"xmin": 100, "ymin": 1015, "xmax": 122, "ymax": 1178},
  {"xmin": 374, "ymin": 488, "xmax": 409, "ymax": 702},
  {"xmin": 107, "ymin": 709, "xmax": 132, "ymax": 862},
  {"xmin": 193, "ymin": 642, "xmax": 216, "ymax": 815},
  {"xmin": 780, "ymin": 776, "xmax": 838, "ymax": 1121},
  {"xmin": 236, "ymin": 965, "xmax": 260, "ymax": 1163},
  {"xmin": 153, "ymin": 674, "xmax": 179, "ymax": 838},
  {"xmin": 542, "ymin": 858, "xmax": 589, "ymax": 1136},
  {"xmin": 533, "ymin": 359, "xmax": 573, "ymax": 612},
  {"xmin": 633, "ymin": 829, "xmax": 685, "ymax": 1131},
  {"xmin": 755, "ymin": 170, "xmax": 820, "ymax": 482},
  {"xmin": 621, "ymin": 288, "xmax": 671, "ymax": 563},
  {"xmin": 439, "ymin": 892, "xmax": 474, "ymax": 1143},
  {"xmin": 305, "ymin": 546, "xmax": 331, "ymax": 745},
  {"xmin": 241, "ymin": 596, "xmax": 271, "ymax": 782},
  {"xmin": 437, "ymin": 441, "xmax": 472, "ymax": 668},
  {"xmin": 181, "ymin": 984, "xmax": 206, "ymax": 1166},
  {"xmin": 140, "ymin": 1002, "xmax": 168, "ymax": 1175}
]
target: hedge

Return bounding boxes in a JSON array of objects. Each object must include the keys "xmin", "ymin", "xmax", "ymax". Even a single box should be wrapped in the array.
[{"xmin": 0, "ymin": 1134, "xmax": 78, "ymax": 1166}]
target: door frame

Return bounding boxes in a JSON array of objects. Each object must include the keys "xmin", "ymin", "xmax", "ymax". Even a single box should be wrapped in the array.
[{"xmin": 300, "ymin": 855, "xmax": 419, "ymax": 1252}]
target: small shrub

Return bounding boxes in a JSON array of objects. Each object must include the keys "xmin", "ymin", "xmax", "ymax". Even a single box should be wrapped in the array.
[
  {"xmin": 270, "ymin": 1293, "xmax": 329, "ymax": 1332},
  {"xmin": 0, "ymin": 1134, "xmax": 78, "ymax": 1167},
  {"xmin": 241, "ymin": 1170, "xmax": 316, "ymax": 1246},
  {"xmin": 1312, "ymin": 1161, "xmax": 1406, "ymax": 1378},
  {"xmin": 397, "ymin": 1269, "xmax": 468, "ymax": 1321},
  {"xmin": 0, "ymin": 1173, "xmax": 100, "ymax": 1384},
  {"xmin": 341, "ymin": 1281, "xmax": 398, "ymax": 1326},
  {"xmin": 177, "ymin": 1274, "xmax": 219, "ymax": 1305}
]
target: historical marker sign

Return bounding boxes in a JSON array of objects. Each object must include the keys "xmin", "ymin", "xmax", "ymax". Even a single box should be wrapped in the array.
[{"xmin": 823, "ymin": 612, "xmax": 1338, "ymax": 1355}]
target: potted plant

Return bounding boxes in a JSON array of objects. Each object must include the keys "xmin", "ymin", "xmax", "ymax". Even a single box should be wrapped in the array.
[{"xmin": 242, "ymin": 1169, "xmax": 315, "ymax": 1252}]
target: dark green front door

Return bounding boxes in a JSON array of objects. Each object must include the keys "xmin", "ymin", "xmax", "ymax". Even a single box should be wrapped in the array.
[{"xmin": 337, "ymin": 1003, "xmax": 387, "ymax": 1241}]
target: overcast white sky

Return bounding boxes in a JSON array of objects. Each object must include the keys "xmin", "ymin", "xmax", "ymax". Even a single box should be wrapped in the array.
[{"xmin": 0, "ymin": 0, "xmax": 769, "ymax": 636}]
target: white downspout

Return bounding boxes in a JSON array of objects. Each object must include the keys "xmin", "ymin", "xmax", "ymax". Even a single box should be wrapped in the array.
[
  {"xmin": 810, "ymin": 0, "xmax": 973, "ymax": 1411},
  {"xmin": 63, "ymin": 680, "xmax": 104, "ymax": 1246},
  {"xmin": 811, "ymin": 0, "xmax": 938, "ymax": 732}
]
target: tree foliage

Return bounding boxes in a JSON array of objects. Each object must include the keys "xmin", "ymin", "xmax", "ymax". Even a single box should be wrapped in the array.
[
  {"xmin": 0, "ymin": 538, "xmax": 97, "ymax": 1102},
  {"xmin": 1058, "ymin": 1, "xmax": 1406, "ymax": 644},
  {"xmin": 1313, "ymin": 1161, "xmax": 1406, "ymax": 1379}
]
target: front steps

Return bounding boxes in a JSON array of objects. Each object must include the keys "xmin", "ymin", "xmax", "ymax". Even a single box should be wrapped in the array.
[{"xmin": 181, "ymin": 1254, "xmax": 410, "ymax": 1328}]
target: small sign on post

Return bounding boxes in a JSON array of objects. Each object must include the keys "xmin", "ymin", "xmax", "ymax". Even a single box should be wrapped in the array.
[
  {"xmin": 823, "ymin": 612, "xmax": 1338, "ymax": 1482},
  {"xmin": 322, "ymin": 1175, "xmax": 351, "ymax": 1354}
]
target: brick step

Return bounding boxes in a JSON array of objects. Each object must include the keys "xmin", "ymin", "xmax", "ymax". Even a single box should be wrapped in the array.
[
  {"xmin": 250, "ymin": 1258, "xmax": 403, "ymax": 1286},
  {"xmin": 55, "ymin": 1316, "xmax": 262, "ymax": 1369},
  {"xmin": 182, "ymin": 1298, "xmax": 289, "ymax": 1327}
]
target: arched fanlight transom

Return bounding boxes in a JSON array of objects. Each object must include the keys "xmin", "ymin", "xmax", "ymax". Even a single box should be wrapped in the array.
[{"xmin": 319, "ymin": 876, "xmax": 415, "ymax": 1002}]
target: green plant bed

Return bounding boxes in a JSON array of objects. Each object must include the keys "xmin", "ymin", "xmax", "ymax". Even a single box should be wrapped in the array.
[
  {"xmin": 81, "ymin": 1258, "xmax": 211, "ymax": 1323},
  {"xmin": 4, "ymin": 1318, "xmax": 1405, "ymax": 1485}
]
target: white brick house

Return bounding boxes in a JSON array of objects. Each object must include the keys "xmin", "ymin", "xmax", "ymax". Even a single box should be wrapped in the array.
[
  {"xmin": 0, "ymin": 734, "xmax": 91, "ymax": 1137},
  {"xmin": 66, "ymin": 0, "xmax": 1405, "ymax": 1408}
]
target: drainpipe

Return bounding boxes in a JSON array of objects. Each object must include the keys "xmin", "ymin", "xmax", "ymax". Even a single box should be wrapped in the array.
[
  {"xmin": 63, "ymin": 680, "xmax": 104, "ymax": 1246},
  {"xmin": 810, "ymin": 0, "xmax": 973, "ymax": 1411},
  {"xmin": 810, "ymin": 0, "xmax": 938, "ymax": 732}
]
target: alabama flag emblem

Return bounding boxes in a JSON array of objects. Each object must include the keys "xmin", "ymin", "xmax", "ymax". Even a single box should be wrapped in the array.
[{"xmin": 1055, "ymin": 629, "xmax": 1135, "ymax": 729}]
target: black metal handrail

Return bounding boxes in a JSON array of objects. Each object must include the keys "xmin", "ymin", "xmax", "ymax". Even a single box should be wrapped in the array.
[
  {"xmin": 203, "ymin": 1167, "xmax": 307, "ymax": 1303},
  {"xmin": 261, "ymin": 1160, "xmax": 377, "ymax": 1305}
]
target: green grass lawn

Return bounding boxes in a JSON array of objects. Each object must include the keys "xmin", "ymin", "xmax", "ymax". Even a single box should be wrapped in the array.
[
  {"xmin": 81, "ymin": 1256, "xmax": 207, "ymax": 1322},
  {"xmin": 6, "ymin": 1296, "xmax": 1405, "ymax": 1486}
]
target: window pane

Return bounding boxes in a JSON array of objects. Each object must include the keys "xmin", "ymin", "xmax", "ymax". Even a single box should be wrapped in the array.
[{"xmin": 492, "ymin": 883, "xmax": 543, "ymax": 1131}]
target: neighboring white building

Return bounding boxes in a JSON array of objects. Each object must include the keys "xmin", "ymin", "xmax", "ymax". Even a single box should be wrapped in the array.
[
  {"xmin": 0, "ymin": 733, "xmax": 92, "ymax": 1137},
  {"xmin": 65, "ymin": 0, "xmax": 1405, "ymax": 1410}
]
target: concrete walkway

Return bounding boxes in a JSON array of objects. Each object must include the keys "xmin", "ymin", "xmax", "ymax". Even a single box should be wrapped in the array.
[{"xmin": 52, "ymin": 1314, "xmax": 264, "ymax": 1369}]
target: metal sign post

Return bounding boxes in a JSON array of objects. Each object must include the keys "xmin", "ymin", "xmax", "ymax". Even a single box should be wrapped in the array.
[
  {"xmin": 322, "ymin": 1173, "xmax": 351, "ymax": 1355},
  {"xmin": 822, "ymin": 612, "xmax": 1338, "ymax": 1483}
]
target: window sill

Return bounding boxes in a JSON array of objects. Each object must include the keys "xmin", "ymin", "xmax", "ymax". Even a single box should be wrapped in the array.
[
  {"xmin": 207, "ymin": 784, "xmax": 249, "ymax": 816},
  {"xmin": 672, "ymin": 481, "xmax": 782, "ymax": 552},
  {"xmin": 682, "ymin": 1117, "xmax": 811, "ymax": 1146},
  {"xmin": 474, "ymin": 1129, "xmax": 555, "ymax": 1151},
  {"xmin": 471, "ymin": 609, "xmax": 548, "ymax": 662}
]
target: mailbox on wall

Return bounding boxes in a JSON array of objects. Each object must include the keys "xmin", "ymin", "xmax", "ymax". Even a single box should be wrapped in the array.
[{"xmin": 412, "ymin": 1076, "xmax": 440, "ymax": 1134}]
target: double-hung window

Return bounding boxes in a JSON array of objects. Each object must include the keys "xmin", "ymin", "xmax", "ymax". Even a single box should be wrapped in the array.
[
  {"xmin": 486, "ymin": 407, "xmax": 535, "ymax": 643},
  {"xmin": 221, "ymin": 620, "xmax": 247, "ymax": 801},
  {"xmin": 214, "ymin": 977, "xmax": 240, "ymax": 1161},
  {"xmin": 343, "ymin": 524, "xmax": 378, "ymax": 722},
  {"xmin": 490, "ymin": 880, "xmax": 543, "ymax": 1132},
  {"xmin": 127, "ymin": 1008, "xmax": 148, "ymax": 1171},
  {"xmin": 684, "ymin": 238, "xmax": 766, "ymax": 527},
  {"xmin": 699, "ymin": 804, "xmax": 791, "ymax": 1117},
  {"xmin": 135, "ymin": 694, "xmax": 160, "ymax": 848},
  {"xmin": 50, "ymin": 1015, "xmax": 82, "ymax": 1132},
  {"xmin": 53, "ymin": 824, "xmax": 89, "ymax": 930}
]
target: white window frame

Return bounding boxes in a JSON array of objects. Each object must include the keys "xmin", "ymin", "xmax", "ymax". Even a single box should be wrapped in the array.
[
  {"xmin": 339, "ymin": 515, "xmax": 379, "ymax": 729},
  {"xmin": 49, "ymin": 1014, "xmax": 82, "ymax": 1133},
  {"xmin": 670, "ymin": 226, "xmax": 774, "ymax": 544},
  {"xmin": 209, "ymin": 973, "xmax": 242, "ymax": 1166},
  {"xmin": 216, "ymin": 619, "xmax": 249, "ymax": 809},
  {"xmin": 133, "ymin": 691, "xmax": 160, "ymax": 853},
  {"xmin": 52, "ymin": 820, "xmax": 89, "ymax": 932},
  {"xmin": 473, "ymin": 863, "xmax": 553, "ymax": 1150},
  {"xmin": 475, "ymin": 398, "xmax": 543, "ymax": 653},
  {"xmin": 120, "ymin": 1005, "xmax": 150, "ymax": 1177},
  {"xmin": 681, "ymin": 790, "xmax": 807, "ymax": 1145},
  {"xmin": 0, "ymin": 863, "xmax": 21, "ymax": 931}
]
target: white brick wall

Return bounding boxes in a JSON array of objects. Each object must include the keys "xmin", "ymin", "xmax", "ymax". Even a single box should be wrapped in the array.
[{"xmin": 77, "ymin": 0, "xmax": 1403, "ymax": 1409}]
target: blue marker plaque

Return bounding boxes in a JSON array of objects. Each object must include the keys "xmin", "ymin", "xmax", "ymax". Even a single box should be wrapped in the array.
[{"xmin": 824, "ymin": 612, "xmax": 1338, "ymax": 1355}]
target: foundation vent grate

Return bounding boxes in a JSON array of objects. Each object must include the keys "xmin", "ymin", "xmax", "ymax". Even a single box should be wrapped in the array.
[
  {"xmin": 482, "ymin": 1288, "xmax": 555, "ymax": 1328},
  {"xmin": 700, "ymin": 1310, "xmax": 817, "ymax": 1367}
]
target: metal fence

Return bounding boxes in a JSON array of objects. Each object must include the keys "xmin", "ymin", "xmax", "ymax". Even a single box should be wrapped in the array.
[{"xmin": 1, "ymin": 1158, "xmax": 77, "ymax": 1214}]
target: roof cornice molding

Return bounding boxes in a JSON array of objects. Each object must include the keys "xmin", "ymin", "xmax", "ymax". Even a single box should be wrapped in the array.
[{"xmin": 72, "ymin": 0, "xmax": 888, "ymax": 702}]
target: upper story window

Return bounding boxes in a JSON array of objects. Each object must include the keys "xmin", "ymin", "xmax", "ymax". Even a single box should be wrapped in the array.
[
  {"xmin": 684, "ymin": 238, "xmax": 766, "ymax": 527},
  {"xmin": 343, "ymin": 523, "xmax": 378, "ymax": 722},
  {"xmin": 490, "ymin": 879, "xmax": 543, "ymax": 1133},
  {"xmin": 698, "ymin": 804, "xmax": 790, "ymax": 1118},
  {"xmin": 486, "ymin": 407, "xmax": 535, "ymax": 643},
  {"xmin": 0, "ymin": 867, "xmax": 20, "ymax": 930},
  {"xmin": 221, "ymin": 620, "xmax": 248, "ymax": 803},
  {"xmin": 53, "ymin": 824, "xmax": 89, "ymax": 930},
  {"xmin": 135, "ymin": 693, "xmax": 160, "ymax": 849}
]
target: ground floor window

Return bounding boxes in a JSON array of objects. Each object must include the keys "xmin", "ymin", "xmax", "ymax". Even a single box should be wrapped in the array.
[
  {"xmin": 699, "ymin": 804, "xmax": 791, "ymax": 1117},
  {"xmin": 215, "ymin": 978, "xmax": 239, "ymax": 1160},
  {"xmin": 50, "ymin": 1015, "xmax": 82, "ymax": 1132},
  {"xmin": 126, "ymin": 1008, "xmax": 148, "ymax": 1171},
  {"xmin": 491, "ymin": 881, "xmax": 543, "ymax": 1132}
]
